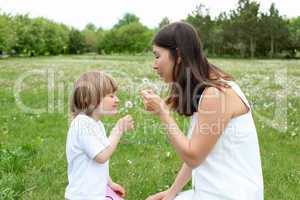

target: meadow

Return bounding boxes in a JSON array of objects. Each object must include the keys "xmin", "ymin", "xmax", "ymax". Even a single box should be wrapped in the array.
[{"xmin": 0, "ymin": 55, "xmax": 299, "ymax": 199}]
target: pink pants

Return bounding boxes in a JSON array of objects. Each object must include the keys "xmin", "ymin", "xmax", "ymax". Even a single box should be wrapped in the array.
[
  {"xmin": 66, "ymin": 186, "xmax": 123, "ymax": 200},
  {"xmin": 106, "ymin": 186, "xmax": 124, "ymax": 200}
]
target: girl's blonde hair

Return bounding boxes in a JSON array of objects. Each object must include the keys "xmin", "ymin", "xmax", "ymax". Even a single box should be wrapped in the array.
[{"xmin": 70, "ymin": 71, "xmax": 117, "ymax": 118}]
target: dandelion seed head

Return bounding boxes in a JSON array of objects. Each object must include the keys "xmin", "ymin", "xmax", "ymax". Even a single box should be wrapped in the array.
[{"xmin": 125, "ymin": 101, "xmax": 133, "ymax": 109}]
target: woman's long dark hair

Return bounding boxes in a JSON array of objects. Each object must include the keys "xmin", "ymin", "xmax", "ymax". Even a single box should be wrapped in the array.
[{"xmin": 153, "ymin": 22, "xmax": 233, "ymax": 116}]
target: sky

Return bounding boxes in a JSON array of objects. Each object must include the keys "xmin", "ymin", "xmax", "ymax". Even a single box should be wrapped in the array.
[{"xmin": 0, "ymin": 0, "xmax": 299, "ymax": 30}]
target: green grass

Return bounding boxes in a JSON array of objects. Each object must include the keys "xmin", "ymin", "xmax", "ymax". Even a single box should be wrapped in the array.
[{"xmin": 0, "ymin": 55, "xmax": 299, "ymax": 199}]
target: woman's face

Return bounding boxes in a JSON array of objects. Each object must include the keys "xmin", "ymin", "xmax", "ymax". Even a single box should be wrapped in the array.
[{"xmin": 152, "ymin": 45, "xmax": 175, "ymax": 83}]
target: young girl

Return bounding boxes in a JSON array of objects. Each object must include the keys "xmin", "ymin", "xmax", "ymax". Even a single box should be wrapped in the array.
[{"xmin": 65, "ymin": 71, "xmax": 134, "ymax": 200}]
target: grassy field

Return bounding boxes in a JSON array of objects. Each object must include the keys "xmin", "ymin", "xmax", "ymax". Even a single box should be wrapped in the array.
[{"xmin": 0, "ymin": 55, "xmax": 299, "ymax": 199}]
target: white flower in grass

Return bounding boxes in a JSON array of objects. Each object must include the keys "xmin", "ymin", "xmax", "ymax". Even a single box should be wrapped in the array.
[
  {"xmin": 166, "ymin": 152, "xmax": 171, "ymax": 158},
  {"xmin": 291, "ymin": 132, "xmax": 297, "ymax": 137},
  {"xmin": 127, "ymin": 159, "xmax": 133, "ymax": 165},
  {"xmin": 125, "ymin": 101, "xmax": 133, "ymax": 109},
  {"xmin": 142, "ymin": 78, "xmax": 149, "ymax": 84}
]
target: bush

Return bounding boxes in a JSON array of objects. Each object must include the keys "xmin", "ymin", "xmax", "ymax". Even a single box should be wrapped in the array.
[
  {"xmin": 0, "ymin": 14, "xmax": 16, "ymax": 54},
  {"xmin": 68, "ymin": 28, "xmax": 85, "ymax": 54},
  {"xmin": 100, "ymin": 22, "xmax": 153, "ymax": 54}
]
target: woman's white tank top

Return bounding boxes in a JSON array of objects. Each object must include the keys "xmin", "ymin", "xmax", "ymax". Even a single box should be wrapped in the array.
[{"xmin": 187, "ymin": 81, "xmax": 264, "ymax": 199}]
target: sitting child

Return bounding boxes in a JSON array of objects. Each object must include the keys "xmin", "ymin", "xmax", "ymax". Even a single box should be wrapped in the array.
[{"xmin": 65, "ymin": 71, "xmax": 134, "ymax": 200}]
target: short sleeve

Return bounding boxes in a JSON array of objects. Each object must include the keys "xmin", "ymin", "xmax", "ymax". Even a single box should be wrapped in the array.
[{"xmin": 77, "ymin": 119, "xmax": 110, "ymax": 159}]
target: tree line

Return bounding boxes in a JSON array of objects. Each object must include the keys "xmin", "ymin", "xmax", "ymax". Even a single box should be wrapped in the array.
[
  {"xmin": 0, "ymin": 0, "xmax": 299, "ymax": 58},
  {"xmin": 0, "ymin": 11, "xmax": 154, "ymax": 56}
]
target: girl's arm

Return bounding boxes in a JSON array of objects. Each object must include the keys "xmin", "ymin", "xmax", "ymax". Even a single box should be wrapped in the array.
[
  {"xmin": 94, "ymin": 115, "xmax": 134, "ymax": 164},
  {"xmin": 94, "ymin": 126, "xmax": 123, "ymax": 163},
  {"xmin": 108, "ymin": 176, "xmax": 126, "ymax": 198},
  {"xmin": 108, "ymin": 176, "xmax": 114, "ymax": 186}
]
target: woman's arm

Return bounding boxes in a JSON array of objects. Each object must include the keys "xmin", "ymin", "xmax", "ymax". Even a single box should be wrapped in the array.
[
  {"xmin": 146, "ymin": 163, "xmax": 192, "ymax": 200},
  {"xmin": 166, "ymin": 163, "xmax": 192, "ymax": 198},
  {"xmin": 141, "ymin": 87, "xmax": 233, "ymax": 168},
  {"xmin": 161, "ymin": 87, "xmax": 232, "ymax": 168}
]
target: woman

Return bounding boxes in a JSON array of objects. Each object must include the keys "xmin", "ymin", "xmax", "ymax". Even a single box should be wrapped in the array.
[{"xmin": 142, "ymin": 22, "xmax": 263, "ymax": 200}]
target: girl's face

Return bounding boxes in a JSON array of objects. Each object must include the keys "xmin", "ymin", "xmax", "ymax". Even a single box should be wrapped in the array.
[
  {"xmin": 152, "ymin": 45, "xmax": 175, "ymax": 83},
  {"xmin": 94, "ymin": 92, "xmax": 119, "ymax": 118}
]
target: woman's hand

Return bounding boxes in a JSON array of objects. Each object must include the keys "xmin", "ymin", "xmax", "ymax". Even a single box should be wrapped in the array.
[
  {"xmin": 109, "ymin": 182, "xmax": 126, "ymax": 198},
  {"xmin": 140, "ymin": 89, "xmax": 170, "ymax": 117},
  {"xmin": 146, "ymin": 190, "xmax": 174, "ymax": 200}
]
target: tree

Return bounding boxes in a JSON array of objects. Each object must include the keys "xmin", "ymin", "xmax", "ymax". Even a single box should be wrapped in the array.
[
  {"xmin": 216, "ymin": 12, "xmax": 240, "ymax": 56},
  {"xmin": 82, "ymin": 23, "xmax": 98, "ymax": 52},
  {"xmin": 12, "ymin": 14, "xmax": 34, "ymax": 55},
  {"xmin": 231, "ymin": 0, "xmax": 260, "ymax": 58},
  {"xmin": 116, "ymin": 22, "xmax": 153, "ymax": 53},
  {"xmin": 101, "ymin": 22, "xmax": 153, "ymax": 54},
  {"xmin": 0, "ymin": 13, "xmax": 15, "ymax": 54},
  {"xmin": 159, "ymin": 17, "xmax": 170, "ymax": 28},
  {"xmin": 260, "ymin": 3, "xmax": 289, "ymax": 58},
  {"xmin": 0, "ymin": 5, "xmax": 299, "ymax": 58},
  {"xmin": 114, "ymin": 13, "xmax": 139, "ymax": 28},
  {"xmin": 95, "ymin": 29, "xmax": 106, "ymax": 54},
  {"xmin": 186, "ymin": 4, "xmax": 214, "ymax": 53},
  {"xmin": 28, "ymin": 17, "xmax": 47, "ymax": 55},
  {"xmin": 44, "ymin": 21, "xmax": 69, "ymax": 55},
  {"xmin": 288, "ymin": 16, "xmax": 300, "ymax": 57},
  {"xmin": 68, "ymin": 28, "xmax": 85, "ymax": 54},
  {"xmin": 85, "ymin": 23, "xmax": 97, "ymax": 32}
]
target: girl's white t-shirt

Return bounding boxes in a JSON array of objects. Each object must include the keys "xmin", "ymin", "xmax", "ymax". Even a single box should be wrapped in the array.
[{"xmin": 65, "ymin": 114, "xmax": 110, "ymax": 200}]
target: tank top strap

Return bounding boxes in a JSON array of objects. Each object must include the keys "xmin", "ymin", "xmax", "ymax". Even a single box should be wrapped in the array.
[
  {"xmin": 226, "ymin": 81, "xmax": 251, "ymax": 110},
  {"xmin": 193, "ymin": 80, "xmax": 250, "ymax": 118}
]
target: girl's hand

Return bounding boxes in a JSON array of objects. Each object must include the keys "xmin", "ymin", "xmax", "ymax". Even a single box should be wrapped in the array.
[
  {"xmin": 115, "ymin": 115, "xmax": 134, "ymax": 134},
  {"xmin": 140, "ymin": 89, "xmax": 169, "ymax": 117},
  {"xmin": 110, "ymin": 182, "xmax": 126, "ymax": 198}
]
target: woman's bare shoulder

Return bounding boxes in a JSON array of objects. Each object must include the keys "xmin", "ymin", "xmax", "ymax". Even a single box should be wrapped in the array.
[{"xmin": 199, "ymin": 86, "xmax": 247, "ymax": 118}]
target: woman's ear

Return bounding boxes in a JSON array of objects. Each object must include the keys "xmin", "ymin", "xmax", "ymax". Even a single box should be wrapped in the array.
[
  {"xmin": 176, "ymin": 48, "xmax": 182, "ymax": 65},
  {"xmin": 177, "ymin": 56, "xmax": 182, "ymax": 65}
]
